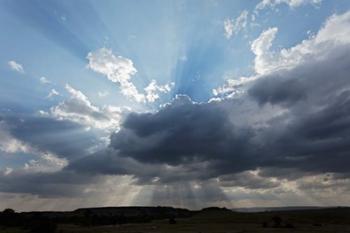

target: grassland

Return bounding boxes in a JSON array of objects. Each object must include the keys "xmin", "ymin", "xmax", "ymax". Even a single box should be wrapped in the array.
[{"xmin": 1, "ymin": 207, "xmax": 350, "ymax": 233}]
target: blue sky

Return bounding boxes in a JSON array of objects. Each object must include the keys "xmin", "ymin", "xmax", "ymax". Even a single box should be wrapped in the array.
[
  {"xmin": 2, "ymin": 0, "xmax": 350, "ymax": 210},
  {"xmin": 2, "ymin": 0, "xmax": 349, "ymax": 106}
]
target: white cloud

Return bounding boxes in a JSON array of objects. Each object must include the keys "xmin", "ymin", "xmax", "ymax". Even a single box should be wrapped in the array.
[
  {"xmin": 215, "ymin": 11, "xmax": 350, "ymax": 98},
  {"xmin": 24, "ymin": 152, "xmax": 68, "ymax": 173},
  {"xmin": 224, "ymin": 19, "xmax": 234, "ymax": 39},
  {"xmin": 235, "ymin": 10, "xmax": 249, "ymax": 32},
  {"xmin": 87, "ymin": 48, "xmax": 173, "ymax": 103},
  {"xmin": 144, "ymin": 80, "xmax": 174, "ymax": 102},
  {"xmin": 8, "ymin": 60, "xmax": 24, "ymax": 73},
  {"xmin": 87, "ymin": 48, "xmax": 144, "ymax": 102},
  {"xmin": 256, "ymin": 0, "xmax": 321, "ymax": 10},
  {"xmin": 40, "ymin": 76, "xmax": 51, "ymax": 84},
  {"xmin": 0, "ymin": 122, "xmax": 67, "ymax": 173},
  {"xmin": 0, "ymin": 122, "xmax": 30, "ymax": 154},
  {"xmin": 4, "ymin": 167, "xmax": 13, "ymax": 176},
  {"xmin": 224, "ymin": 10, "xmax": 249, "ymax": 39},
  {"xmin": 98, "ymin": 90, "xmax": 109, "ymax": 98},
  {"xmin": 251, "ymin": 27, "xmax": 278, "ymax": 74},
  {"xmin": 213, "ymin": 76, "xmax": 258, "ymax": 98},
  {"xmin": 47, "ymin": 89, "xmax": 60, "ymax": 98},
  {"xmin": 50, "ymin": 84, "xmax": 123, "ymax": 130},
  {"xmin": 253, "ymin": 11, "xmax": 350, "ymax": 75}
]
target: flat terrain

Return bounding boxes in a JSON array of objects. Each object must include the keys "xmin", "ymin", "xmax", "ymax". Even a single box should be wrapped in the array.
[
  {"xmin": 1, "ymin": 207, "xmax": 350, "ymax": 233},
  {"xmin": 56, "ymin": 220, "xmax": 350, "ymax": 233}
]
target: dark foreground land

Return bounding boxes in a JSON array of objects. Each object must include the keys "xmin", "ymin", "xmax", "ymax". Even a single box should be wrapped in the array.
[{"xmin": 1, "ymin": 206, "xmax": 350, "ymax": 233}]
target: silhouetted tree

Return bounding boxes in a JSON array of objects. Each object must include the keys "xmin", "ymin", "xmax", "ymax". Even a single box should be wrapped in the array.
[
  {"xmin": 0, "ymin": 208, "xmax": 20, "ymax": 227},
  {"xmin": 2, "ymin": 208, "xmax": 15, "ymax": 214}
]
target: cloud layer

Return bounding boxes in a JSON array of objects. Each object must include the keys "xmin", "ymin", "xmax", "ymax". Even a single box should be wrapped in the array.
[
  {"xmin": 2, "ymin": 10, "xmax": 350, "ymax": 210},
  {"xmin": 68, "ymin": 11, "xmax": 350, "ymax": 203}
]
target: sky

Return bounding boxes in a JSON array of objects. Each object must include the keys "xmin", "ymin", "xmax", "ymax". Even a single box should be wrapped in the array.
[{"xmin": 1, "ymin": 0, "xmax": 350, "ymax": 211}]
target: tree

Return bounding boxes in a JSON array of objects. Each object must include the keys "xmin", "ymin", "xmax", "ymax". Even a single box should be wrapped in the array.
[{"xmin": 2, "ymin": 208, "xmax": 15, "ymax": 214}]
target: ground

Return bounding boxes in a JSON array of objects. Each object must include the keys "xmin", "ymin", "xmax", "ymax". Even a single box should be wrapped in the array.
[
  {"xmin": 56, "ymin": 220, "xmax": 350, "ymax": 233},
  {"xmin": 1, "ymin": 208, "xmax": 350, "ymax": 233}
]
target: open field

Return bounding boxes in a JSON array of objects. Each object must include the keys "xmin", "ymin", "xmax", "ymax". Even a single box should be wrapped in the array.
[
  {"xmin": 54, "ymin": 222, "xmax": 350, "ymax": 233},
  {"xmin": 1, "ymin": 207, "xmax": 350, "ymax": 233}
]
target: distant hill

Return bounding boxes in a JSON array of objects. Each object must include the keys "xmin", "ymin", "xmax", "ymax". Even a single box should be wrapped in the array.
[
  {"xmin": 74, "ymin": 206, "xmax": 193, "ymax": 218},
  {"xmin": 233, "ymin": 206, "xmax": 339, "ymax": 213}
]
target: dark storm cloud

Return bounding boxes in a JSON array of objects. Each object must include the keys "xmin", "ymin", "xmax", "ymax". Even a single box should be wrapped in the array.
[
  {"xmin": 111, "ymin": 95, "xmax": 254, "ymax": 166},
  {"xmin": 67, "ymin": 149, "xmax": 221, "ymax": 184},
  {"xmin": 249, "ymin": 45, "xmax": 350, "ymax": 107},
  {"xmin": 67, "ymin": 95, "xmax": 262, "ymax": 184},
  {"xmin": 1, "ymin": 114, "xmax": 101, "ymax": 159},
  {"xmin": 246, "ymin": 45, "xmax": 350, "ymax": 174},
  {"xmin": 262, "ymin": 92, "xmax": 350, "ymax": 174},
  {"xmin": 0, "ymin": 170, "xmax": 100, "ymax": 197},
  {"xmin": 68, "ymin": 44, "xmax": 350, "ymax": 188},
  {"xmin": 249, "ymin": 75, "xmax": 307, "ymax": 106},
  {"xmin": 218, "ymin": 172, "xmax": 280, "ymax": 189}
]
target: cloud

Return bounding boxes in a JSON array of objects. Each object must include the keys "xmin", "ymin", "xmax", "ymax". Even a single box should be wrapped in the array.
[
  {"xmin": 97, "ymin": 90, "xmax": 109, "ymax": 98},
  {"xmin": 256, "ymin": 0, "xmax": 321, "ymax": 10},
  {"xmin": 40, "ymin": 76, "xmax": 51, "ymax": 84},
  {"xmin": 0, "ymin": 122, "xmax": 29, "ymax": 154},
  {"xmin": 68, "ymin": 11, "xmax": 350, "ymax": 193},
  {"xmin": 214, "ymin": 27, "xmax": 279, "ymax": 96},
  {"xmin": 216, "ymin": 11, "xmax": 350, "ymax": 98},
  {"xmin": 245, "ymin": 12, "xmax": 350, "ymax": 177},
  {"xmin": 68, "ymin": 95, "xmax": 257, "ymax": 184},
  {"xmin": 248, "ymin": 74, "xmax": 307, "ymax": 106},
  {"xmin": 0, "ymin": 119, "xmax": 69, "ymax": 173},
  {"xmin": 47, "ymin": 89, "xmax": 60, "ymax": 98},
  {"xmin": 0, "ymin": 174, "xmax": 141, "ymax": 211},
  {"xmin": 1, "ymin": 114, "xmax": 101, "ymax": 160},
  {"xmin": 87, "ymin": 48, "xmax": 173, "ymax": 103},
  {"xmin": 212, "ymin": 76, "xmax": 258, "ymax": 98},
  {"xmin": 224, "ymin": 19, "xmax": 234, "ymax": 39},
  {"xmin": 50, "ymin": 84, "xmax": 123, "ymax": 130},
  {"xmin": 218, "ymin": 170, "xmax": 280, "ymax": 189},
  {"xmin": 108, "ymin": 95, "xmax": 252, "ymax": 167},
  {"xmin": 224, "ymin": 10, "xmax": 249, "ymax": 39},
  {"xmin": 8, "ymin": 60, "xmax": 24, "ymax": 73},
  {"xmin": 251, "ymin": 27, "xmax": 278, "ymax": 74},
  {"xmin": 144, "ymin": 80, "xmax": 174, "ymax": 102},
  {"xmin": 252, "ymin": 11, "xmax": 350, "ymax": 75},
  {"xmin": 24, "ymin": 152, "xmax": 68, "ymax": 173},
  {"xmin": 87, "ymin": 48, "xmax": 143, "ymax": 102},
  {"xmin": 0, "ymin": 170, "xmax": 100, "ymax": 198}
]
